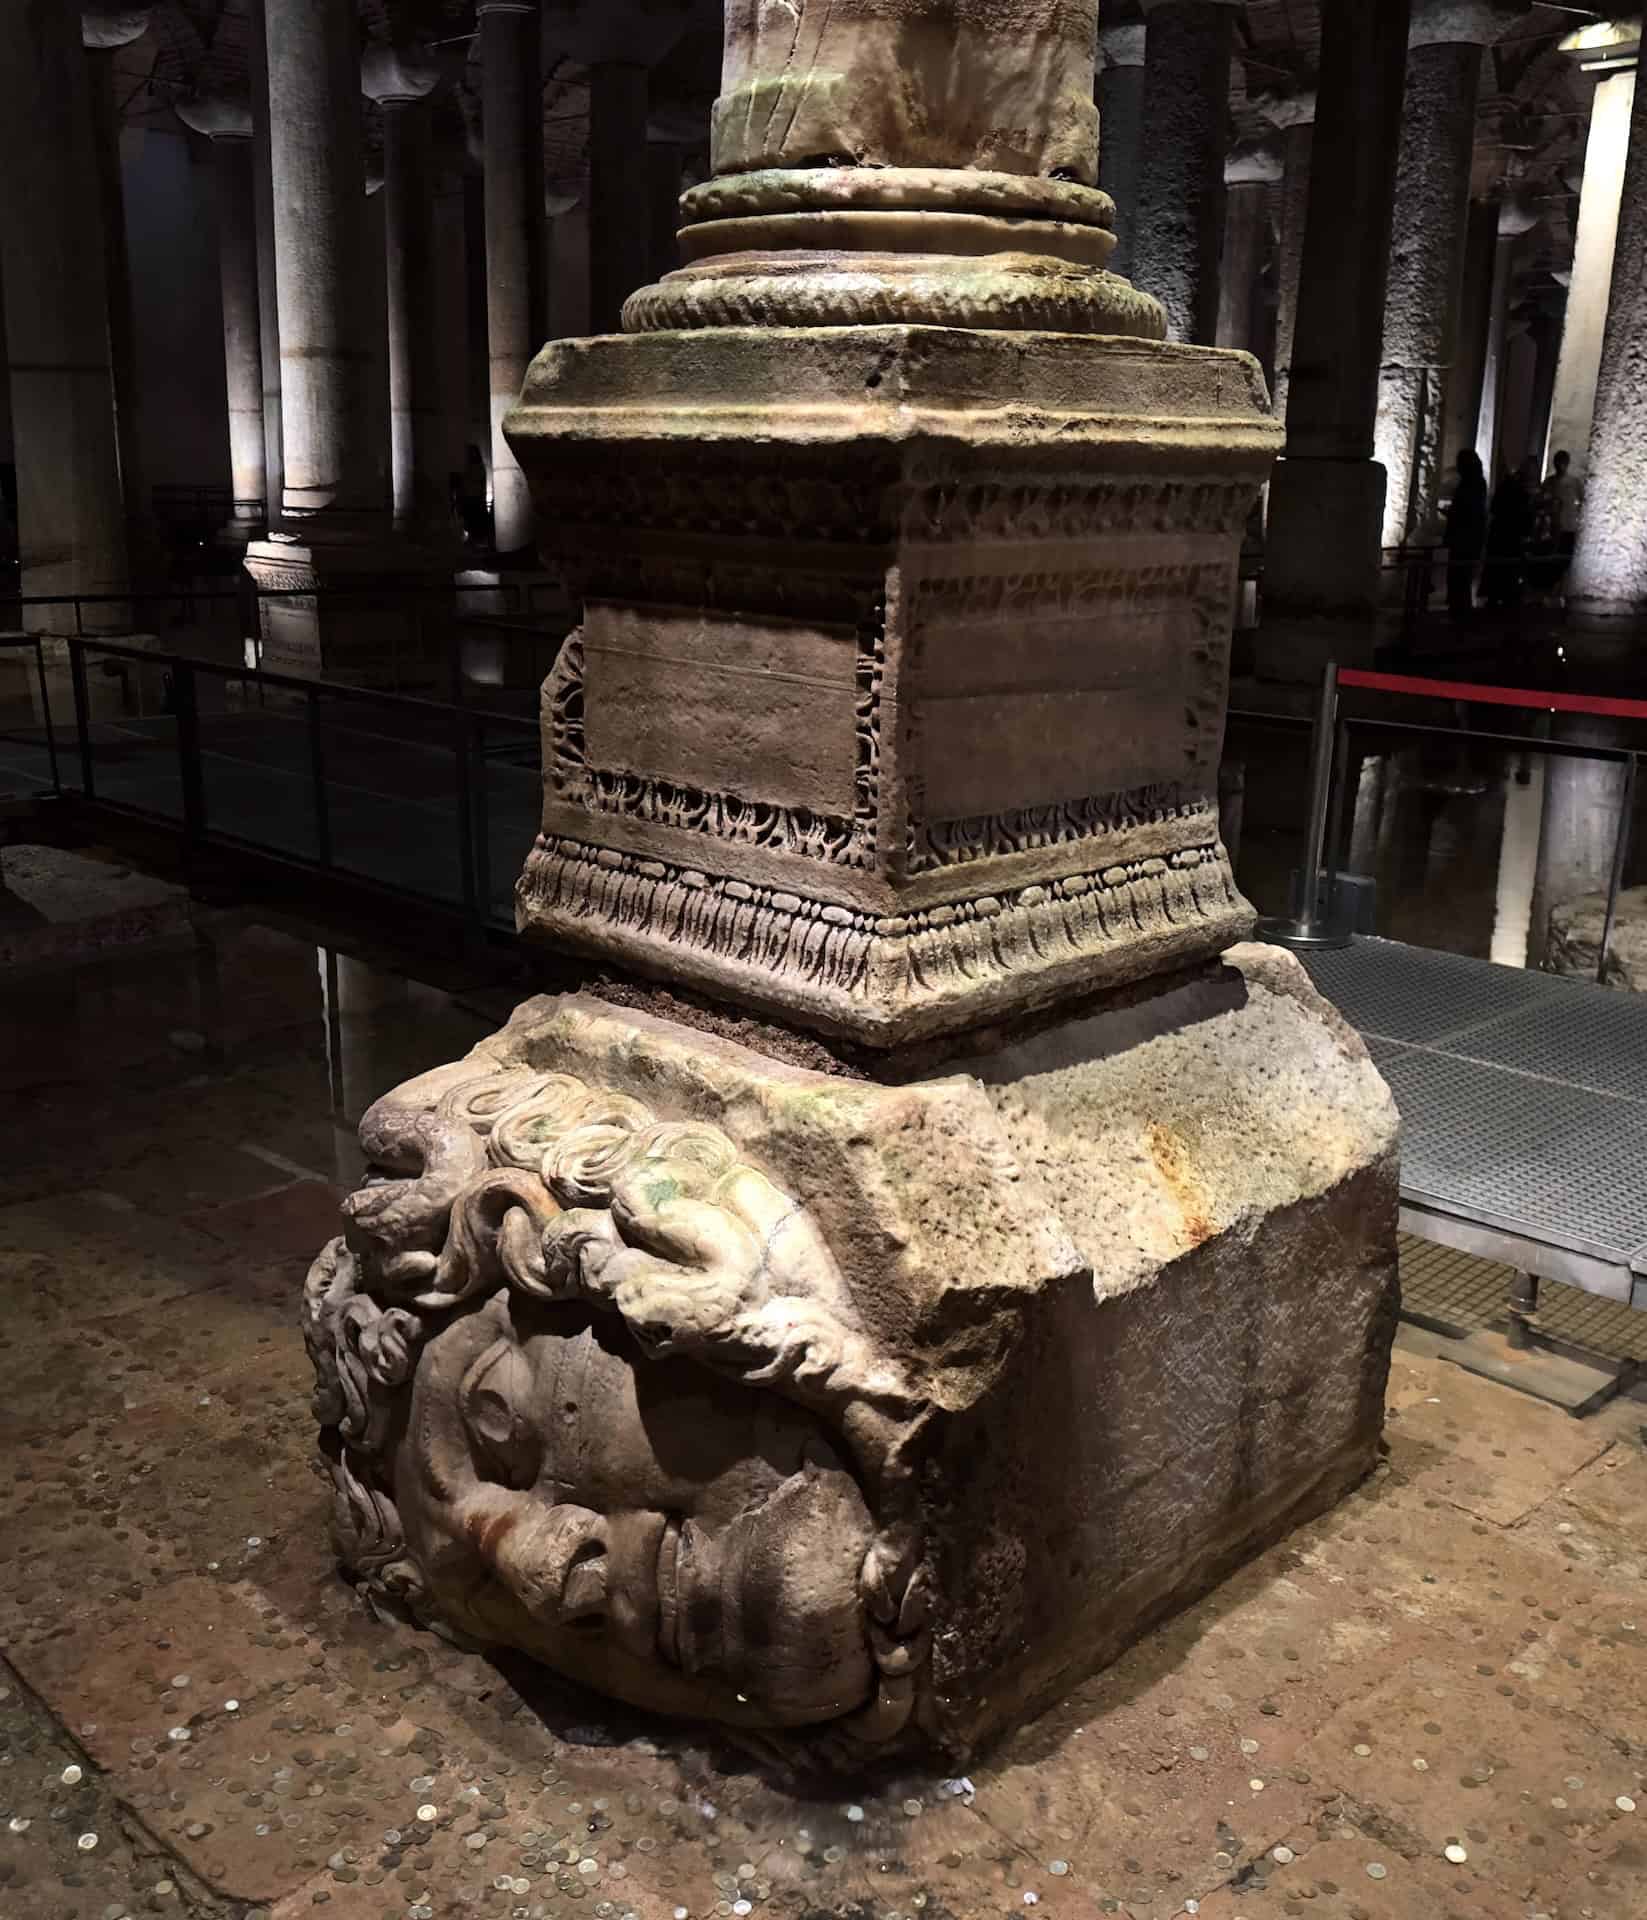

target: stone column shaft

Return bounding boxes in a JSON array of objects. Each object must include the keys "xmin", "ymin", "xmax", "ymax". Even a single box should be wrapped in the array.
[
  {"xmin": 248, "ymin": 0, "xmax": 284, "ymax": 531},
  {"xmin": 264, "ymin": 0, "xmax": 383, "ymax": 527},
  {"xmin": 1374, "ymin": 20, "xmax": 1494, "ymax": 546},
  {"xmin": 1096, "ymin": 22, "xmax": 1147, "ymax": 282},
  {"xmin": 480, "ymin": 0, "xmax": 544, "ymax": 556},
  {"xmin": 0, "ymin": 0, "xmax": 128, "ymax": 615},
  {"xmin": 361, "ymin": 39, "xmax": 450, "ymax": 545},
  {"xmin": 1524, "ymin": 302, "xmax": 1563, "ymax": 470},
  {"xmin": 464, "ymin": 172, "xmax": 493, "ymax": 480},
  {"xmin": 647, "ymin": 140, "xmax": 685, "ymax": 289},
  {"xmin": 1260, "ymin": 94, "xmax": 1316, "ymax": 422},
  {"xmin": 1217, "ymin": 147, "xmax": 1281, "ymax": 356},
  {"xmin": 1263, "ymin": 0, "xmax": 1410, "ymax": 620},
  {"xmin": 212, "ymin": 138, "xmax": 268, "ymax": 531},
  {"xmin": 1442, "ymin": 198, "xmax": 1496, "ymax": 474},
  {"xmin": 1135, "ymin": 0, "xmax": 1238, "ymax": 345},
  {"xmin": 432, "ymin": 168, "xmax": 473, "ymax": 494},
  {"xmin": 1570, "ymin": 28, "xmax": 1647, "ymax": 629},
  {"xmin": 383, "ymin": 102, "xmax": 441, "ymax": 532},
  {"xmin": 86, "ymin": 43, "xmax": 151, "ymax": 578},
  {"xmin": 590, "ymin": 63, "xmax": 652, "ymax": 333},
  {"xmin": 1473, "ymin": 207, "xmax": 1535, "ymax": 481},
  {"xmin": 1548, "ymin": 50, "xmax": 1638, "ymax": 482}
]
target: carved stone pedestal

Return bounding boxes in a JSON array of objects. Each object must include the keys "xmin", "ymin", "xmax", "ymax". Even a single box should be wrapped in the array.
[
  {"xmin": 301, "ymin": 0, "xmax": 1399, "ymax": 1772},
  {"xmin": 305, "ymin": 948, "xmax": 1397, "ymax": 1766},
  {"xmin": 509, "ymin": 325, "xmax": 1275, "ymax": 1043},
  {"xmin": 243, "ymin": 534, "xmax": 455, "ymax": 683}
]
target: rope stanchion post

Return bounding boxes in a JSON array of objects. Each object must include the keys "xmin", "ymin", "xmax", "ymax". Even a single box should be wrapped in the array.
[
  {"xmin": 1261, "ymin": 662, "xmax": 1354, "ymax": 950},
  {"xmin": 1597, "ymin": 753, "xmax": 1638, "ymax": 987}
]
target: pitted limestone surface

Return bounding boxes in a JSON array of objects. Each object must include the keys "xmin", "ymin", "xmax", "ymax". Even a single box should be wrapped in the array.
[
  {"xmin": 303, "ymin": 952, "xmax": 1398, "ymax": 1762},
  {"xmin": 715, "ymin": 0, "xmax": 1103, "ymax": 182},
  {"xmin": 1133, "ymin": 0, "xmax": 1236, "ymax": 343},
  {"xmin": 963, "ymin": 944, "xmax": 1398, "ymax": 1297},
  {"xmin": 1570, "ymin": 35, "xmax": 1647, "ymax": 623},
  {"xmin": 1375, "ymin": 41, "xmax": 1482, "ymax": 542}
]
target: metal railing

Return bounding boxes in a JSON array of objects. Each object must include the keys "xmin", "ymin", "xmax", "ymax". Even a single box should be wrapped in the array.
[
  {"xmin": 0, "ymin": 630, "xmax": 61, "ymax": 795},
  {"xmin": 1254, "ymin": 663, "xmax": 1647, "ymax": 982},
  {"xmin": 32, "ymin": 635, "xmax": 542, "ymax": 936},
  {"xmin": 1, "ymin": 579, "xmax": 570, "ymax": 706}
]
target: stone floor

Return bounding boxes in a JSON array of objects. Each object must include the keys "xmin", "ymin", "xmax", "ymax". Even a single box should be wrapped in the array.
[{"xmin": 3, "ymin": 911, "xmax": 1647, "ymax": 1920}]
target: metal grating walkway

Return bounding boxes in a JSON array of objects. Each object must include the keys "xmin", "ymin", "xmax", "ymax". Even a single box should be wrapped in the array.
[{"xmin": 1300, "ymin": 938, "xmax": 1647, "ymax": 1310}]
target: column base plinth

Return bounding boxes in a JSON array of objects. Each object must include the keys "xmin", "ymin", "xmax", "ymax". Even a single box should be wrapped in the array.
[
  {"xmin": 243, "ymin": 531, "xmax": 459, "ymax": 683},
  {"xmin": 1264, "ymin": 456, "xmax": 1390, "ymax": 618},
  {"xmin": 303, "ymin": 944, "xmax": 1398, "ymax": 1767},
  {"xmin": 1564, "ymin": 597, "xmax": 1647, "ymax": 649},
  {"xmin": 504, "ymin": 322, "xmax": 1281, "ymax": 1045}
]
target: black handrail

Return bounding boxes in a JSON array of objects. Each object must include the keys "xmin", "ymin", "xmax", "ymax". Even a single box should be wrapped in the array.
[
  {"xmin": 47, "ymin": 634, "xmax": 539, "ymax": 939},
  {"xmin": 59, "ymin": 632, "xmax": 541, "ymax": 729}
]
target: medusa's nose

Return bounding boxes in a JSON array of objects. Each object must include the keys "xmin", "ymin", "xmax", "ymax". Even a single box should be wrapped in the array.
[
  {"xmin": 465, "ymin": 1494, "xmax": 609, "ymax": 1623},
  {"xmin": 462, "ymin": 1492, "xmax": 666, "ymax": 1661}
]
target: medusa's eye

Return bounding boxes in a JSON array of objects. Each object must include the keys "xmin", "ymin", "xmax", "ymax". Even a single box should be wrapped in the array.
[{"xmin": 459, "ymin": 1338, "xmax": 541, "ymax": 1490}]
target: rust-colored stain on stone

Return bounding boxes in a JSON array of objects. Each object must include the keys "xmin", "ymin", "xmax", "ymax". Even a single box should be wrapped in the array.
[{"xmin": 1145, "ymin": 1118, "xmax": 1214, "ymax": 1247}]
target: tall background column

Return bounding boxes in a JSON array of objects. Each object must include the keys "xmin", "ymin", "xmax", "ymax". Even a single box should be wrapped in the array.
[
  {"xmin": 363, "ymin": 42, "xmax": 447, "ymax": 539},
  {"xmin": 1258, "ymin": 87, "xmax": 1316, "ymax": 422},
  {"xmin": 1263, "ymin": 0, "xmax": 1411, "ymax": 635},
  {"xmin": 1374, "ymin": 1, "xmax": 1518, "ymax": 549},
  {"xmin": 1134, "ymin": 0, "xmax": 1240, "ymax": 344},
  {"xmin": 1217, "ymin": 141, "xmax": 1281, "ymax": 356},
  {"xmin": 175, "ymin": 98, "xmax": 267, "ymax": 540},
  {"xmin": 83, "ymin": 8, "xmax": 154, "ymax": 583},
  {"xmin": 263, "ymin": 0, "xmax": 387, "ymax": 530},
  {"xmin": 1547, "ymin": 24, "xmax": 1640, "ymax": 480},
  {"xmin": 1569, "ymin": 28, "xmax": 1647, "ymax": 632},
  {"xmin": 590, "ymin": 64, "xmax": 651, "ymax": 332},
  {"xmin": 1440, "ymin": 198, "xmax": 1497, "ymax": 476},
  {"xmin": 1096, "ymin": 18, "xmax": 1147, "ymax": 282},
  {"xmin": 1473, "ymin": 195, "xmax": 1541, "ymax": 480},
  {"xmin": 647, "ymin": 139, "xmax": 686, "ymax": 288},
  {"xmin": 479, "ymin": 0, "xmax": 544, "ymax": 558},
  {"xmin": 0, "ymin": 0, "xmax": 129, "ymax": 619},
  {"xmin": 247, "ymin": 0, "xmax": 283, "ymax": 534},
  {"xmin": 542, "ymin": 3, "xmax": 700, "ymax": 331}
]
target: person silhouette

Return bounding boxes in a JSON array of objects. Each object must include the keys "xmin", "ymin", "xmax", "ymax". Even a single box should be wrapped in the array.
[
  {"xmin": 1545, "ymin": 448, "xmax": 1582, "ymax": 579},
  {"xmin": 1444, "ymin": 450, "xmax": 1488, "ymax": 618}
]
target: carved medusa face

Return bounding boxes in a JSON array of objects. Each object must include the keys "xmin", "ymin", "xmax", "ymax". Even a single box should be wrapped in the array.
[
  {"xmin": 389, "ymin": 1286, "xmax": 880, "ymax": 1728},
  {"xmin": 310, "ymin": 1059, "xmax": 931, "ymax": 1752}
]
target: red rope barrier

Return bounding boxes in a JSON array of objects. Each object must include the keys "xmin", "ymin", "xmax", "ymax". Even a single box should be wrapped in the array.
[{"xmin": 1338, "ymin": 668, "xmax": 1647, "ymax": 723}]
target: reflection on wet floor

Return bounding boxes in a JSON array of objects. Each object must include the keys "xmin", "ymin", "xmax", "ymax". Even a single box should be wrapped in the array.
[
  {"xmin": 1228, "ymin": 722, "xmax": 1647, "ymax": 971},
  {"xmin": 5, "ymin": 911, "xmax": 1647, "ymax": 1919}
]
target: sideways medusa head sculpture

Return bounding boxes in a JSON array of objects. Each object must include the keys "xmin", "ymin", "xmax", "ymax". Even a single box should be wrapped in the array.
[{"xmin": 303, "ymin": 1059, "xmax": 934, "ymax": 1763}]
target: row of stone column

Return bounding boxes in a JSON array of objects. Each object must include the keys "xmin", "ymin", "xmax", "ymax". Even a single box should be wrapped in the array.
[
  {"xmin": 1099, "ymin": 1, "xmax": 1647, "ymax": 640},
  {"xmin": 0, "ymin": 4, "xmax": 142, "ymax": 612},
  {"xmin": 0, "ymin": 0, "xmax": 699, "ymax": 632}
]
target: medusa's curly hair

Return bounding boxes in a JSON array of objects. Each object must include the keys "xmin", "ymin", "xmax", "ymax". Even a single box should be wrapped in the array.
[{"xmin": 303, "ymin": 1062, "xmax": 934, "ymax": 1760}]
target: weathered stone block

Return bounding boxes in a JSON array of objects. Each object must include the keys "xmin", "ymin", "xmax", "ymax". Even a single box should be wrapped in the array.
[
  {"xmin": 304, "ymin": 943, "xmax": 1398, "ymax": 1767},
  {"xmin": 506, "ymin": 326, "xmax": 1280, "ymax": 1045}
]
